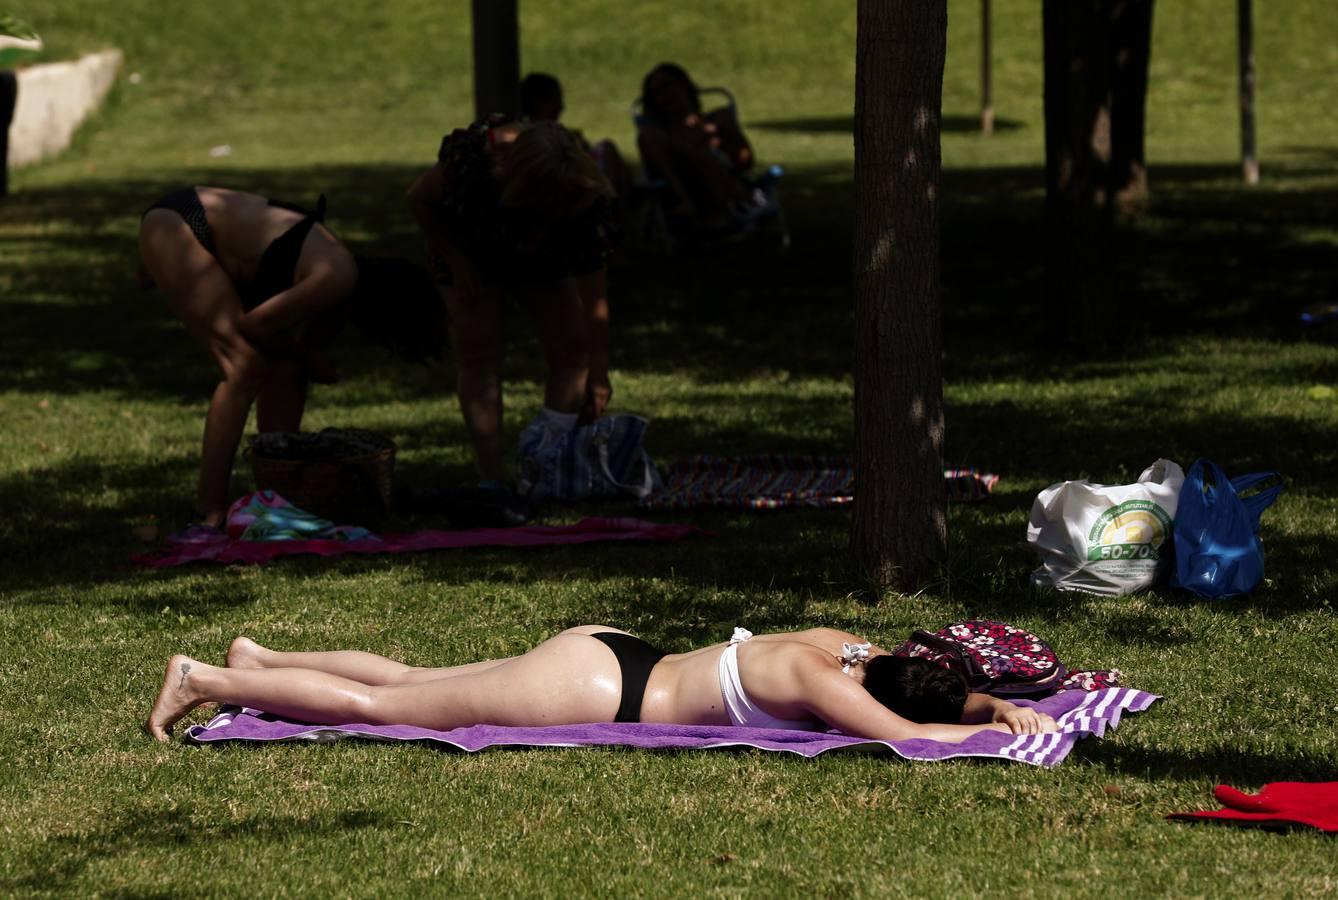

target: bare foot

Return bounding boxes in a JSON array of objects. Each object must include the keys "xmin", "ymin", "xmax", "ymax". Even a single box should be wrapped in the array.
[
  {"xmin": 226, "ymin": 636, "xmax": 267, "ymax": 670},
  {"xmin": 145, "ymin": 655, "xmax": 208, "ymax": 742}
]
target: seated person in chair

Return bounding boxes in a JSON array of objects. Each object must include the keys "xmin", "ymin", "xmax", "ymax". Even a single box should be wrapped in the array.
[{"xmin": 636, "ymin": 62, "xmax": 756, "ymax": 229}]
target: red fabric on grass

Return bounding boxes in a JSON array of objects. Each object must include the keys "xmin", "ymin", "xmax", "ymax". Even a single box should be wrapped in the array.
[{"xmin": 1169, "ymin": 782, "xmax": 1338, "ymax": 832}]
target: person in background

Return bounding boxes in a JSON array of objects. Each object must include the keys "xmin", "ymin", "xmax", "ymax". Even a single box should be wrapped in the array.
[
  {"xmin": 636, "ymin": 62, "xmax": 756, "ymax": 229},
  {"xmin": 519, "ymin": 72, "xmax": 628, "ymax": 425},
  {"xmin": 139, "ymin": 187, "xmax": 440, "ymax": 534},
  {"xmin": 407, "ymin": 118, "xmax": 616, "ymax": 499}
]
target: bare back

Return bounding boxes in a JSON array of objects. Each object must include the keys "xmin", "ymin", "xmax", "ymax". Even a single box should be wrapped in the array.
[
  {"xmin": 193, "ymin": 187, "xmax": 349, "ymax": 289},
  {"xmin": 640, "ymin": 628, "xmax": 880, "ymax": 726}
]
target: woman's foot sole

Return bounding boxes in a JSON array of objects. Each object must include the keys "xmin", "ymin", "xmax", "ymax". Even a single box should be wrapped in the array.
[{"xmin": 145, "ymin": 655, "xmax": 205, "ymax": 742}]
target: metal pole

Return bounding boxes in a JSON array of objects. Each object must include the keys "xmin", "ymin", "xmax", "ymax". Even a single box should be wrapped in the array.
[
  {"xmin": 980, "ymin": 0, "xmax": 994, "ymax": 134},
  {"xmin": 471, "ymin": 0, "xmax": 519, "ymax": 120},
  {"xmin": 1238, "ymin": 0, "xmax": 1258, "ymax": 184}
]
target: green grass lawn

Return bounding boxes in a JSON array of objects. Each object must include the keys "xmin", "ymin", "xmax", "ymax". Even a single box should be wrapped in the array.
[{"xmin": 3, "ymin": 0, "xmax": 1338, "ymax": 895}]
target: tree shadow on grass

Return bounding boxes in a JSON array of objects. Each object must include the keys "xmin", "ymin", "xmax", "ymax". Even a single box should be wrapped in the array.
[
  {"xmin": 8, "ymin": 805, "xmax": 389, "ymax": 894},
  {"xmin": 945, "ymin": 392, "xmax": 1338, "ymax": 495},
  {"xmin": 1082, "ymin": 742, "xmax": 1338, "ymax": 783},
  {"xmin": 939, "ymin": 162, "xmax": 1338, "ymax": 379},
  {"xmin": 5, "ymin": 159, "xmax": 1335, "ymax": 400},
  {"xmin": 4, "ymin": 158, "xmax": 1338, "ymax": 601}
]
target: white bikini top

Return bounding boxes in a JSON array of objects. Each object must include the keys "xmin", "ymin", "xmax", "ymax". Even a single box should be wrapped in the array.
[{"xmin": 717, "ymin": 627, "xmax": 816, "ymax": 731}]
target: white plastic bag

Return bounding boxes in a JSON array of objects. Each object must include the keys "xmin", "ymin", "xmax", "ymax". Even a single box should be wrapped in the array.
[{"xmin": 1027, "ymin": 459, "xmax": 1184, "ymax": 595}]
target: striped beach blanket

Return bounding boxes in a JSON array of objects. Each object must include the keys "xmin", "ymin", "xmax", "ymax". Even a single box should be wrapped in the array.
[
  {"xmin": 640, "ymin": 454, "xmax": 998, "ymax": 511},
  {"xmin": 185, "ymin": 687, "xmax": 1156, "ymax": 768}
]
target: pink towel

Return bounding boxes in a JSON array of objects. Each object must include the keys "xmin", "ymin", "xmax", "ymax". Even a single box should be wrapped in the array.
[{"xmin": 135, "ymin": 515, "xmax": 703, "ymax": 568}]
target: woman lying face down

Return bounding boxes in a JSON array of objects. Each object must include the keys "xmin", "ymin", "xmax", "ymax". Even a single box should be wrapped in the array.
[{"xmin": 146, "ymin": 626, "xmax": 1058, "ymax": 743}]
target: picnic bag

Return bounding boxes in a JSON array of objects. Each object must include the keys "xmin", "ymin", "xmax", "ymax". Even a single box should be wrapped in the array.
[
  {"xmin": 1027, "ymin": 458, "xmax": 1184, "ymax": 595},
  {"xmin": 891, "ymin": 620, "xmax": 1068, "ymax": 697},
  {"xmin": 517, "ymin": 414, "xmax": 662, "ymax": 503},
  {"xmin": 1169, "ymin": 458, "xmax": 1283, "ymax": 599}
]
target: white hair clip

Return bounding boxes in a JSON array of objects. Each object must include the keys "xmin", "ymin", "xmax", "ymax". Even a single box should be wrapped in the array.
[{"xmin": 840, "ymin": 641, "xmax": 871, "ymax": 673}]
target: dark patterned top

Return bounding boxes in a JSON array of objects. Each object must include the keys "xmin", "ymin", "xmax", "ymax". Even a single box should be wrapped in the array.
[{"xmin": 434, "ymin": 115, "xmax": 614, "ymax": 284}]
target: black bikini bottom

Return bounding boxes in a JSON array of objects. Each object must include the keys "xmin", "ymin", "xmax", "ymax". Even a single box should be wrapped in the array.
[
  {"xmin": 588, "ymin": 632, "xmax": 668, "ymax": 723},
  {"xmin": 143, "ymin": 189, "xmax": 327, "ymax": 310},
  {"xmin": 144, "ymin": 186, "xmax": 218, "ymax": 257},
  {"xmin": 244, "ymin": 195, "xmax": 326, "ymax": 310}
]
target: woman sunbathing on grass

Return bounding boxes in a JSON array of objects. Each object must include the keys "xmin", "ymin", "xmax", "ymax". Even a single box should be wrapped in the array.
[
  {"xmin": 139, "ymin": 187, "xmax": 440, "ymax": 534},
  {"xmin": 146, "ymin": 626, "xmax": 1058, "ymax": 743}
]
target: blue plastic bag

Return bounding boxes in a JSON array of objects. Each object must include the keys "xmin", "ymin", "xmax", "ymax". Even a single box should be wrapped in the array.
[
  {"xmin": 1170, "ymin": 459, "xmax": 1283, "ymax": 598},
  {"xmin": 516, "ymin": 414, "xmax": 662, "ymax": 503}
]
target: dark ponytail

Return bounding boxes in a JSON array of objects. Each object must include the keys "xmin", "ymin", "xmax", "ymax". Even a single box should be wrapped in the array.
[{"xmin": 862, "ymin": 656, "xmax": 969, "ymax": 724}]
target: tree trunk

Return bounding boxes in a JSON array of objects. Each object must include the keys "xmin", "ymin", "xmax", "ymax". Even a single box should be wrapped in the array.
[
  {"xmin": 852, "ymin": 0, "xmax": 948, "ymax": 595},
  {"xmin": 471, "ymin": 0, "xmax": 519, "ymax": 120},
  {"xmin": 1042, "ymin": 0, "xmax": 1115, "ymax": 349},
  {"xmin": 1109, "ymin": 0, "xmax": 1154, "ymax": 210},
  {"xmin": 980, "ymin": 0, "xmax": 994, "ymax": 135},
  {"xmin": 1238, "ymin": 0, "xmax": 1258, "ymax": 184}
]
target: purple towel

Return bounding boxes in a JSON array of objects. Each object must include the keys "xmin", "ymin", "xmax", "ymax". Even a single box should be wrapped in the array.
[{"xmin": 185, "ymin": 687, "xmax": 1158, "ymax": 768}]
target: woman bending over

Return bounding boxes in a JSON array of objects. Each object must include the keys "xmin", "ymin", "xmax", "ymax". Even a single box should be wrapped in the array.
[
  {"xmin": 147, "ymin": 626, "xmax": 1057, "ymax": 743},
  {"xmin": 408, "ymin": 118, "xmax": 617, "ymax": 490},
  {"xmin": 139, "ymin": 187, "xmax": 440, "ymax": 532}
]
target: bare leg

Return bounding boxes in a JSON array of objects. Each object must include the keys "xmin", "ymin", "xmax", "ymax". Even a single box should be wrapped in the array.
[
  {"xmin": 141, "ymin": 211, "xmax": 266, "ymax": 526},
  {"xmin": 442, "ymin": 283, "xmax": 506, "ymax": 481},
  {"xmin": 147, "ymin": 632, "xmax": 624, "ymax": 741},
  {"xmin": 227, "ymin": 636, "xmax": 513, "ymax": 684},
  {"xmin": 531, "ymin": 279, "xmax": 590, "ymax": 414},
  {"xmin": 575, "ymin": 269, "xmax": 611, "ymax": 424},
  {"xmin": 255, "ymin": 359, "xmax": 309, "ymax": 433}
]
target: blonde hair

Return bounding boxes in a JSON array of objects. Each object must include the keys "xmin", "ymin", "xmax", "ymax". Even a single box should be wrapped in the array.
[{"xmin": 498, "ymin": 121, "xmax": 615, "ymax": 215}]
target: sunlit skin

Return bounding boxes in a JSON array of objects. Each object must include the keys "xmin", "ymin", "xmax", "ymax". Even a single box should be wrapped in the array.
[
  {"xmin": 146, "ymin": 627, "xmax": 1057, "ymax": 743},
  {"xmin": 138, "ymin": 187, "xmax": 358, "ymax": 526}
]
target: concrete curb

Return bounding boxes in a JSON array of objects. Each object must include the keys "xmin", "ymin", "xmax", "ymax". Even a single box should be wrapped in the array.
[{"xmin": 7, "ymin": 48, "xmax": 123, "ymax": 168}]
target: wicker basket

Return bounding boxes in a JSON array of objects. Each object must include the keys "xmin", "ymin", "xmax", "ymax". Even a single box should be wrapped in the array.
[{"xmin": 247, "ymin": 429, "xmax": 396, "ymax": 527}]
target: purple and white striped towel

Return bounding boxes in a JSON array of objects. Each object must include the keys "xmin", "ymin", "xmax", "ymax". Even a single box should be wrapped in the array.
[{"xmin": 185, "ymin": 688, "xmax": 1158, "ymax": 768}]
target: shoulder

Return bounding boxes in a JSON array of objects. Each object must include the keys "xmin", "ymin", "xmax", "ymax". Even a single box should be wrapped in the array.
[
  {"xmin": 743, "ymin": 639, "xmax": 832, "ymax": 678},
  {"xmin": 767, "ymin": 628, "xmax": 874, "ymax": 650}
]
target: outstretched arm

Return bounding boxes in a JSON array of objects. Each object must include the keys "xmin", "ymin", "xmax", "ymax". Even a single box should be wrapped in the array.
[
  {"xmin": 797, "ymin": 665, "xmax": 1011, "ymax": 744},
  {"xmin": 962, "ymin": 693, "xmax": 1057, "ymax": 735},
  {"xmin": 238, "ymin": 251, "xmax": 357, "ymax": 343}
]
